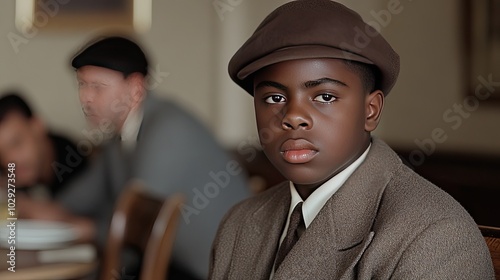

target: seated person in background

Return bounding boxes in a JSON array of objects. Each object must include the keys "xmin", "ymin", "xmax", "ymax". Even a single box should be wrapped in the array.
[
  {"xmin": 19, "ymin": 35, "xmax": 251, "ymax": 280},
  {"xmin": 0, "ymin": 92, "xmax": 87, "ymax": 197},
  {"xmin": 209, "ymin": 0, "xmax": 494, "ymax": 279}
]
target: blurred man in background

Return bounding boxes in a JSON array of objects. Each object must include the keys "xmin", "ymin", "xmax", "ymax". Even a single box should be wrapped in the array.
[
  {"xmin": 19, "ymin": 36, "xmax": 251, "ymax": 280},
  {"xmin": 0, "ymin": 92, "xmax": 88, "ymax": 197}
]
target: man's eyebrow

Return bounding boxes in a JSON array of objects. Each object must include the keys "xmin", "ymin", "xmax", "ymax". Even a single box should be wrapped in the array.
[
  {"xmin": 304, "ymin": 77, "xmax": 348, "ymax": 88},
  {"xmin": 255, "ymin": 81, "xmax": 288, "ymax": 91}
]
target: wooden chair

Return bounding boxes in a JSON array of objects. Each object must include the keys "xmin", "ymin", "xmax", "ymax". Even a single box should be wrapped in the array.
[
  {"xmin": 100, "ymin": 181, "xmax": 184, "ymax": 280},
  {"xmin": 479, "ymin": 225, "xmax": 500, "ymax": 279}
]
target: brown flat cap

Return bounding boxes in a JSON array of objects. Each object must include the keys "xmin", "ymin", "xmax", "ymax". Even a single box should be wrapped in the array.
[{"xmin": 229, "ymin": 0, "xmax": 400, "ymax": 96}]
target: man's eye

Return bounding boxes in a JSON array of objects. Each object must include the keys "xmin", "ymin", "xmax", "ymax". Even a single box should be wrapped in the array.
[
  {"xmin": 314, "ymin": 93, "xmax": 336, "ymax": 103},
  {"xmin": 264, "ymin": 95, "xmax": 286, "ymax": 104}
]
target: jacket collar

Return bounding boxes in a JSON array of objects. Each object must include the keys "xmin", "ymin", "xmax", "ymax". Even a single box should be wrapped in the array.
[{"xmin": 325, "ymin": 137, "xmax": 400, "ymax": 249}]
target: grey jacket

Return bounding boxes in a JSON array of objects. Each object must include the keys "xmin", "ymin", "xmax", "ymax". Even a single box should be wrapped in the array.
[{"xmin": 58, "ymin": 94, "xmax": 250, "ymax": 279}]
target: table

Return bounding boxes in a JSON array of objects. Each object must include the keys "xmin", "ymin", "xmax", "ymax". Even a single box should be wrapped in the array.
[
  {"xmin": 0, "ymin": 262, "xmax": 97, "ymax": 280},
  {"xmin": 0, "ymin": 244, "xmax": 97, "ymax": 280}
]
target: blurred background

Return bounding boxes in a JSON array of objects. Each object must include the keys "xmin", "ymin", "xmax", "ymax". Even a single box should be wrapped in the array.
[{"xmin": 0, "ymin": 0, "xmax": 499, "ymax": 224}]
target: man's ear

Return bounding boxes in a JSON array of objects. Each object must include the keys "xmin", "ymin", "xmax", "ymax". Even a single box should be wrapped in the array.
[{"xmin": 364, "ymin": 90, "xmax": 384, "ymax": 132}]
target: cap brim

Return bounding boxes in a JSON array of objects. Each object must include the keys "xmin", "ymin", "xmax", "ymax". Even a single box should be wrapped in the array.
[{"xmin": 237, "ymin": 45, "xmax": 374, "ymax": 80}]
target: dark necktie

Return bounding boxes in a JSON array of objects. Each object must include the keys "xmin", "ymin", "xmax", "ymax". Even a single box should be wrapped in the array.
[{"xmin": 274, "ymin": 202, "xmax": 305, "ymax": 271}]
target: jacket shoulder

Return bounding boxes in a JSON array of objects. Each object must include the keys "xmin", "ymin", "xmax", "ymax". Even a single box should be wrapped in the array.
[{"xmin": 221, "ymin": 181, "xmax": 288, "ymax": 226}]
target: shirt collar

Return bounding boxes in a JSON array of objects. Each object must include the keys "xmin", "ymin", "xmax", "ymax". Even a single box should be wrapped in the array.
[
  {"xmin": 288, "ymin": 143, "xmax": 371, "ymax": 228},
  {"xmin": 120, "ymin": 105, "xmax": 144, "ymax": 149}
]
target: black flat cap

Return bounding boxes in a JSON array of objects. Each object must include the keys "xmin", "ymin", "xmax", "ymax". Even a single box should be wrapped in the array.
[
  {"xmin": 229, "ymin": 0, "xmax": 400, "ymax": 96},
  {"xmin": 71, "ymin": 36, "xmax": 148, "ymax": 76}
]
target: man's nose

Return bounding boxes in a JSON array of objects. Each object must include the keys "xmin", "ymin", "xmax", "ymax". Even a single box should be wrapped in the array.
[{"xmin": 281, "ymin": 99, "xmax": 312, "ymax": 130}]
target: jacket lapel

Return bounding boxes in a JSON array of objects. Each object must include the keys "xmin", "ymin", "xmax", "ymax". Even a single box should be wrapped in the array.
[
  {"xmin": 274, "ymin": 138, "xmax": 399, "ymax": 279},
  {"xmin": 228, "ymin": 182, "xmax": 290, "ymax": 279}
]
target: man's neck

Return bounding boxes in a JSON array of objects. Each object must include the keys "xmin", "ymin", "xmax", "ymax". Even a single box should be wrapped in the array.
[{"xmin": 120, "ymin": 103, "xmax": 145, "ymax": 145}]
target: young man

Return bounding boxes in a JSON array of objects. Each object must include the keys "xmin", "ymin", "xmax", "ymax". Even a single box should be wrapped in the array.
[
  {"xmin": 0, "ymin": 93, "xmax": 87, "ymax": 197},
  {"xmin": 209, "ymin": 1, "xmax": 494, "ymax": 279},
  {"xmin": 20, "ymin": 36, "xmax": 250, "ymax": 280}
]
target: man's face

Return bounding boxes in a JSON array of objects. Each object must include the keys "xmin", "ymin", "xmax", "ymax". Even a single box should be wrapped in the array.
[
  {"xmin": 0, "ymin": 112, "xmax": 45, "ymax": 186},
  {"xmin": 253, "ymin": 58, "xmax": 383, "ymax": 192},
  {"xmin": 76, "ymin": 65, "xmax": 136, "ymax": 133}
]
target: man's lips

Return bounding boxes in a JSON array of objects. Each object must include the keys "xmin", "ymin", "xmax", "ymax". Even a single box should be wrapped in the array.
[
  {"xmin": 280, "ymin": 139, "xmax": 318, "ymax": 164},
  {"xmin": 83, "ymin": 111, "xmax": 99, "ymax": 120}
]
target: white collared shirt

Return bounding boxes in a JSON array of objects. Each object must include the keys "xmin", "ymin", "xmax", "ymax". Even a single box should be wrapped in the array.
[
  {"xmin": 120, "ymin": 106, "xmax": 144, "ymax": 150},
  {"xmin": 270, "ymin": 144, "xmax": 371, "ymax": 277}
]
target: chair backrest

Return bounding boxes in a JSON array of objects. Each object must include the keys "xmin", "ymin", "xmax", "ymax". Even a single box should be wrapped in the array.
[
  {"xmin": 100, "ymin": 181, "xmax": 184, "ymax": 280},
  {"xmin": 479, "ymin": 225, "xmax": 500, "ymax": 279}
]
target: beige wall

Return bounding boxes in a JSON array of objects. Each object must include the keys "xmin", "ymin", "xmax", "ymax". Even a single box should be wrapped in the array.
[
  {"xmin": 1, "ymin": 0, "xmax": 498, "ymax": 155},
  {"xmin": 371, "ymin": 0, "xmax": 500, "ymax": 156}
]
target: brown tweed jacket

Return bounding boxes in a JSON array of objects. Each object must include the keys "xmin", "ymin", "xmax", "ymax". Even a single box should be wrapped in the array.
[{"xmin": 209, "ymin": 137, "xmax": 494, "ymax": 279}]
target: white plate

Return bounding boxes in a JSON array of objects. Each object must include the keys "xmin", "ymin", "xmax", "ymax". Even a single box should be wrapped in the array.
[{"xmin": 0, "ymin": 220, "xmax": 79, "ymax": 250}]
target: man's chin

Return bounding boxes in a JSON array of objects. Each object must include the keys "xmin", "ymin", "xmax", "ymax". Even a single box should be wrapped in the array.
[
  {"xmin": 16, "ymin": 175, "xmax": 36, "ymax": 188},
  {"xmin": 85, "ymin": 119, "xmax": 118, "ymax": 142},
  {"xmin": 85, "ymin": 116, "xmax": 100, "ymax": 127}
]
